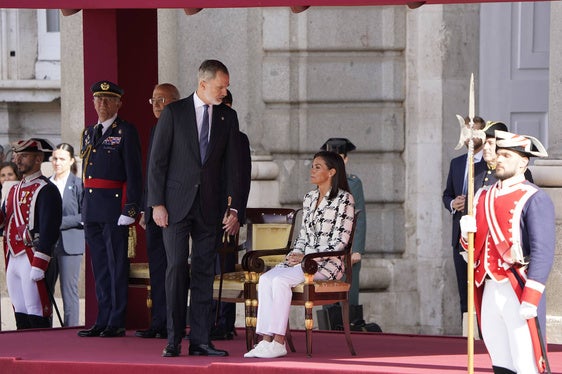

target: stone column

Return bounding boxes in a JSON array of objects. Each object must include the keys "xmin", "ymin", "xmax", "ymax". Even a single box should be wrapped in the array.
[
  {"xmin": 60, "ymin": 12, "xmax": 84, "ymax": 151},
  {"xmin": 543, "ymin": 1, "xmax": 562, "ymax": 344}
]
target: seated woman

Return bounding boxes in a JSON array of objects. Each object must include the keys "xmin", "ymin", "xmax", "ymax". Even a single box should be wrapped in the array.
[{"xmin": 244, "ymin": 150, "xmax": 355, "ymax": 359}]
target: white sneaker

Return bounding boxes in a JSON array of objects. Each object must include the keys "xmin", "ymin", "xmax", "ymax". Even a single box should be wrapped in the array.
[
  {"xmin": 244, "ymin": 340, "xmax": 272, "ymax": 358},
  {"xmin": 255, "ymin": 341, "xmax": 287, "ymax": 358}
]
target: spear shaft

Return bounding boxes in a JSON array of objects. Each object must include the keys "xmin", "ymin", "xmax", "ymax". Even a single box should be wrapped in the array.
[{"xmin": 466, "ymin": 73, "xmax": 476, "ymax": 374}]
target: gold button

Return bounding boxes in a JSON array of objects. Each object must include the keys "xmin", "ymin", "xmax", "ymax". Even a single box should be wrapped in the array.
[
  {"xmin": 93, "ymin": 149, "xmax": 97, "ymax": 153},
  {"xmin": 115, "ymin": 194, "xmax": 119, "ymax": 198},
  {"xmin": 89, "ymin": 189, "xmax": 93, "ymax": 193}
]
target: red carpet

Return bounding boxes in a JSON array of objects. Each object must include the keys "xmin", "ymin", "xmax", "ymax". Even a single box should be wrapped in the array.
[{"xmin": 0, "ymin": 328, "xmax": 561, "ymax": 373}]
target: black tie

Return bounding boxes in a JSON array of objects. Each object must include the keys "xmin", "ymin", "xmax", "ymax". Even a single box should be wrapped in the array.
[{"xmin": 94, "ymin": 124, "xmax": 103, "ymax": 144}]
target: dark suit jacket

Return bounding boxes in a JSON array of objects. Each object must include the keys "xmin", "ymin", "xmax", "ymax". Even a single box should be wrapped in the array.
[
  {"xmin": 442, "ymin": 153, "xmax": 487, "ymax": 246},
  {"xmin": 236, "ymin": 131, "xmax": 251, "ymax": 224},
  {"xmin": 57, "ymin": 173, "xmax": 85, "ymax": 255},
  {"xmin": 147, "ymin": 94, "xmax": 240, "ymax": 224}
]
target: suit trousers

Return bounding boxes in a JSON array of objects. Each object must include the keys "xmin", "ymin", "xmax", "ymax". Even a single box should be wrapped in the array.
[
  {"xmin": 212, "ymin": 235, "xmax": 237, "ymax": 332},
  {"xmin": 349, "ymin": 261, "xmax": 361, "ymax": 306},
  {"xmin": 46, "ymin": 251, "xmax": 83, "ymax": 326},
  {"xmin": 162, "ymin": 195, "xmax": 220, "ymax": 346},
  {"xmin": 84, "ymin": 222, "xmax": 129, "ymax": 328},
  {"xmin": 453, "ymin": 242, "xmax": 468, "ymax": 315},
  {"xmin": 145, "ymin": 219, "xmax": 167, "ymax": 330},
  {"xmin": 481, "ymin": 279, "xmax": 538, "ymax": 374}
]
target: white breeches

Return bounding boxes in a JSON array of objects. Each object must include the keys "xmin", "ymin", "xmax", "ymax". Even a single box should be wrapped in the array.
[
  {"xmin": 6, "ymin": 254, "xmax": 43, "ymax": 316},
  {"xmin": 481, "ymin": 279, "xmax": 538, "ymax": 374},
  {"xmin": 256, "ymin": 265, "xmax": 327, "ymax": 337}
]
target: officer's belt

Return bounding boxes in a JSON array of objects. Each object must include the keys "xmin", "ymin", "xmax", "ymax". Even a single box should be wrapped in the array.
[
  {"xmin": 84, "ymin": 178, "xmax": 124, "ymax": 189},
  {"xmin": 84, "ymin": 178, "xmax": 128, "ymax": 209}
]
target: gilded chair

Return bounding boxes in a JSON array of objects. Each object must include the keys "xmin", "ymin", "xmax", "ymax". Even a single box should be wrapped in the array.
[
  {"xmin": 213, "ymin": 207, "xmax": 301, "ymax": 350},
  {"xmin": 244, "ymin": 210, "xmax": 359, "ymax": 357}
]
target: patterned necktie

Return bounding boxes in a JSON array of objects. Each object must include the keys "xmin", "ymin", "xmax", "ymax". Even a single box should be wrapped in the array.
[
  {"xmin": 199, "ymin": 105, "xmax": 210, "ymax": 161},
  {"xmin": 94, "ymin": 123, "xmax": 103, "ymax": 144}
]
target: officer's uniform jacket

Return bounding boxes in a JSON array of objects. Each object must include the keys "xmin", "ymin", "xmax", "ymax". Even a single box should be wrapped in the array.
[
  {"xmin": 347, "ymin": 174, "xmax": 365, "ymax": 255},
  {"xmin": 80, "ymin": 116, "xmax": 142, "ymax": 223}
]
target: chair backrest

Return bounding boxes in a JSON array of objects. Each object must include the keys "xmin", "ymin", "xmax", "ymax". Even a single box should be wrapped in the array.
[{"xmin": 245, "ymin": 208, "xmax": 300, "ymax": 267}]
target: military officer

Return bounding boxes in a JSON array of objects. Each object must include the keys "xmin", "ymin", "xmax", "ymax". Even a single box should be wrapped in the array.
[
  {"xmin": 321, "ymin": 138, "xmax": 366, "ymax": 310},
  {"xmin": 78, "ymin": 80, "xmax": 143, "ymax": 338},
  {"xmin": 3, "ymin": 139, "xmax": 62, "ymax": 329}
]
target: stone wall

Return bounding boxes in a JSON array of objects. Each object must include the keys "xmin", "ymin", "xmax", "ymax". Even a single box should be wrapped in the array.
[{"xmin": 53, "ymin": 5, "xmax": 561, "ymax": 341}]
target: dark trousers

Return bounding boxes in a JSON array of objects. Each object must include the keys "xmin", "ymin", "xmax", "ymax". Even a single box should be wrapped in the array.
[
  {"xmin": 212, "ymin": 235, "xmax": 237, "ymax": 332},
  {"xmin": 145, "ymin": 219, "xmax": 167, "ymax": 330},
  {"xmin": 84, "ymin": 222, "xmax": 129, "ymax": 328},
  {"xmin": 453, "ymin": 242, "xmax": 468, "ymax": 315},
  {"xmin": 163, "ymin": 196, "xmax": 219, "ymax": 346},
  {"xmin": 349, "ymin": 261, "xmax": 361, "ymax": 306}
]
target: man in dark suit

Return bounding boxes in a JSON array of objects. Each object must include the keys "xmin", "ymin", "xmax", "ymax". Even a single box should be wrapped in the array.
[
  {"xmin": 211, "ymin": 89, "xmax": 252, "ymax": 341},
  {"xmin": 148, "ymin": 60, "xmax": 240, "ymax": 357},
  {"xmin": 442, "ymin": 116, "xmax": 487, "ymax": 319},
  {"xmin": 136, "ymin": 83, "xmax": 180, "ymax": 339},
  {"xmin": 78, "ymin": 80, "xmax": 143, "ymax": 338}
]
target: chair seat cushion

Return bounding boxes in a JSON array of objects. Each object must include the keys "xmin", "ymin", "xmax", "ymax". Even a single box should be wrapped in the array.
[
  {"xmin": 292, "ymin": 280, "xmax": 350, "ymax": 293},
  {"xmin": 213, "ymin": 271, "xmax": 246, "ymax": 299},
  {"xmin": 129, "ymin": 262, "xmax": 150, "ymax": 279}
]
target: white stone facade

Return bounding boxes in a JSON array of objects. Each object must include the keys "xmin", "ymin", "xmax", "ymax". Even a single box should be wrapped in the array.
[{"xmin": 1, "ymin": 5, "xmax": 561, "ymax": 342}]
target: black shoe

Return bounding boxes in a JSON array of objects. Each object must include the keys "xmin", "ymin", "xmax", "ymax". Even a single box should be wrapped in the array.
[
  {"xmin": 78, "ymin": 325, "xmax": 105, "ymax": 337},
  {"xmin": 210, "ymin": 327, "xmax": 234, "ymax": 341},
  {"xmin": 189, "ymin": 343, "xmax": 228, "ymax": 357},
  {"xmin": 135, "ymin": 327, "xmax": 168, "ymax": 339},
  {"xmin": 162, "ymin": 344, "xmax": 181, "ymax": 357},
  {"xmin": 100, "ymin": 326, "xmax": 126, "ymax": 337}
]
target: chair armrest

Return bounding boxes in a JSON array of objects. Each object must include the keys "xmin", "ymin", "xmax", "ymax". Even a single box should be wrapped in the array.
[
  {"xmin": 300, "ymin": 249, "xmax": 347, "ymax": 275},
  {"xmin": 241, "ymin": 248, "xmax": 291, "ymax": 273}
]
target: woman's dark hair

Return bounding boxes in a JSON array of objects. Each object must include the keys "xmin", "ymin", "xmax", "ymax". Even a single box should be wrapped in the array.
[
  {"xmin": 55, "ymin": 143, "xmax": 78, "ymax": 175},
  {"xmin": 313, "ymin": 150, "xmax": 350, "ymax": 199},
  {"xmin": 0, "ymin": 161, "xmax": 21, "ymax": 181}
]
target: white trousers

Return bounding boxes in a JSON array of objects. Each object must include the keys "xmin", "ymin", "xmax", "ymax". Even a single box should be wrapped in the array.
[
  {"xmin": 481, "ymin": 279, "xmax": 538, "ymax": 374},
  {"xmin": 6, "ymin": 254, "xmax": 43, "ymax": 316},
  {"xmin": 256, "ymin": 265, "xmax": 326, "ymax": 337}
]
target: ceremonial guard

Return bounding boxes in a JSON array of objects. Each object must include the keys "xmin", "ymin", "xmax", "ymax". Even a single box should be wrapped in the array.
[
  {"xmin": 460, "ymin": 130, "xmax": 554, "ymax": 374},
  {"xmin": 78, "ymin": 80, "xmax": 143, "ymax": 338},
  {"xmin": 2, "ymin": 139, "xmax": 62, "ymax": 329}
]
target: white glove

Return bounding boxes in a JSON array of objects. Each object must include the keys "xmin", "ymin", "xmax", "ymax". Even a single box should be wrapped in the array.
[
  {"xmin": 30, "ymin": 267, "xmax": 45, "ymax": 282},
  {"xmin": 117, "ymin": 215, "xmax": 135, "ymax": 226},
  {"xmin": 459, "ymin": 215, "xmax": 477, "ymax": 240},
  {"xmin": 519, "ymin": 301, "xmax": 537, "ymax": 320}
]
